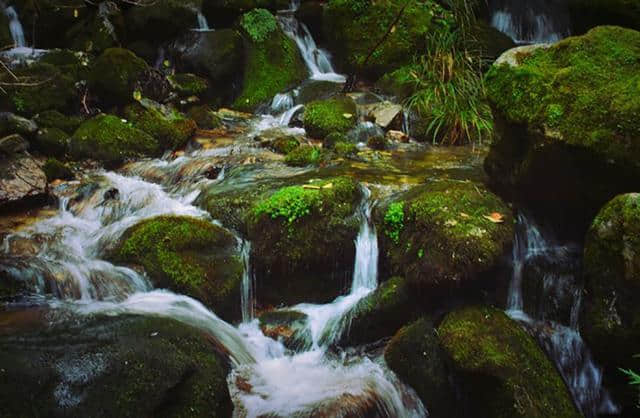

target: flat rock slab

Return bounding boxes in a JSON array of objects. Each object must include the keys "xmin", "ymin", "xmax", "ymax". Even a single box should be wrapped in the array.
[{"xmin": 0, "ymin": 152, "xmax": 47, "ymax": 207}]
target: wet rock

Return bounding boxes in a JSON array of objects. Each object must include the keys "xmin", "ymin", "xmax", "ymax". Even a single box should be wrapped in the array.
[
  {"xmin": 180, "ymin": 29, "xmax": 243, "ymax": 86},
  {"xmin": 34, "ymin": 127, "xmax": 69, "ymax": 158},
  {"xmin": 0, "ymin": 113, "xmax": 38, "ymax": 138},
  {"xmin": 43, "ymin": 158, "xmax": 74, "ymax": 182},
  {"xmin": 385, "ymin": 318, "xmax": 456, "ymax": 418},
  {"xmin": 361, "ymin": 101, "xmax": 402, "ymax": 129},
  {"xmin": 0, "ymin": 134, "xmax": 29, "ymax": 155},
  {"xmin": 376, "ymin": 180, "xmax": 514, "ymax": 308},
  {"xmin": 65, "ymin": 3, "xmax": 122, "ymax": 54},
  {"xmin": 0, "ymin": 152, "xmax": 47, "ymax": 210},
  {"xmin": 87, "ymin": 48, "xmax": 149, "ymax": 106},
  {"xmin": 123, "ymin": 100, "xmax": 197, "ymax": 150},
  {"xmin": 202, "ymin": 0, "xmax": 289, "ymax": 28},
  {"xmin": 167, "ymin": 73, "xmax": 210, "ymax": 98},
  {"xmin": 484, "ymin": 27, "xmax": 640, "ymax": 238},
  {"xmin": 33, "ymin": 110, "xmax": 84, "ymax": 135},
  {"xmin": 582, "ymin": 193, "xmax": 640, "ymax": 412},
  {"xmin": 386, "ymin": 130, "xmax": 409, "ymax": 143},
  {"xmin": 125, "ymin": 0, "xmax": 200, "ymax": 45},
  {"xmin": 112, "ymin": 216, "xmax": 243, "ymax": 321},
  {"xmin": 0, "ymin": 313, "xmax": 233, "ymax": 417},
  {"xmin": 186, "ymin": 105, "xmax": 222, "ymax": 130},
  {"xmin": 438, "ymin": 306, "xmax": 581, "ymax": 418},
  {"xmin": 258, "ymin": 310, "xmax": 312, "ymax": 351},
  {"xmin": 367, "ymin": 135, "xmax": 388, "ymax": 151},
  {"xmin": 297, "ymin": 79, "xmax": 343, "ymax": 104}
]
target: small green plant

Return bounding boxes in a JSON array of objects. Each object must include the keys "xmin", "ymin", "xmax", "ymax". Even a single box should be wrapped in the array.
[
  {"xmin": 241, "ymin": 9, "xmax": 278, "ymax": 43},
  {"xmin": 384, "ymin": 202, "xmax": 405, "ymax": 244},
  {"xmin": 546, "ymin": 103, "xmax": 564, "ymax": 127},
  {"xmin": 621, "ymin": 355, "xmax": 640, "ymax": 408},
  {"xmin": 254, "ymin": 186, "xmax": 322, "ymax": 224}
]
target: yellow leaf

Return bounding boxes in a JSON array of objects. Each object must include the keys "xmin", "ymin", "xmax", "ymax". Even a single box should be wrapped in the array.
[
  {"xmin": 343, "ymin": 113, "xmax": 353, "ymax": 119},
  {"xmin": 73, "ymin": 9, "xmax": 78, "ymax": 18},
  {"xmin": 390, "ymin": 26, "xmax": 396, "ymax": 33},
  {"xmin": 459, "ymin": 212, "xmax": 470, "ymax": 219},
  {"xmin": 302, "ymin": 185, "xmax": 321, "ymax": 190},
  {"xmin": 484, "ymin": 212, "xmax": 504, "ymax": 223},
  {"xmin": 133, "ymin": 90, "xmax": 142, "ymax": 101}
]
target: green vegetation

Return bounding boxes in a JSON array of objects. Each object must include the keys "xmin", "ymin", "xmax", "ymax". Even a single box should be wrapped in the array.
[
  {"xmin": 334, "ymin": 141, "xmax": 358, "ymax": 157},
  {"xmin": 439, "ymin": 306, "xmax": 581, "ymax": 417},
  {"xmin": 271, "ymin": 136, "xmax": 300, "ymax": 154},
  {"xmin": 167, "ymin": 73, "xmax": 210, "ymax": 97},
  {"xmin": 33, "ymin": 110, "xmax": 83, "ymax": 134},
  {"xmin": 124, "ymin": 102, "xmax": 196, "ymax": 150},
  {"xmin": 254, "ymin": 182, "xmax": 326, "ymax": 224},
  {"xmin": 43, "ymin": 158, "xmax": 73, "ymax": 182},
  {"xmin": 34, "ymin": 127, "xmax": 69, "ymax": 157},
  {"xmin": 284, "ymin": 145, "xmax": 324, "ymax": 166},
  {"xmin": 88, "ymin": 48, "xmax": 148, "ymax": 105},
  {"xmin": 303, "ymin": 96, "xmax": 357, "ymax": 139},
  {"xmin": 70, "ymin": 114, "xmax": 159, "ymax": 165},
  {"xmin": 384, "ymin": 202, "xmax": 405, "ymax": 244},
  {"xmin": 621, "ymin": 362, "xmax": 640, "ymax": 409},
  {"xmin": 114, "ymin": 216, "xmax": 243, "ymax": 320},
  {"xmin": 240, "ymin": 8, "xmax": 278, "ymax": 42}
]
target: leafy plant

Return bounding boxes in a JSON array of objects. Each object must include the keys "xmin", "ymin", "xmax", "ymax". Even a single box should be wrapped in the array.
[
  {"xmin": 241, "ymin": 9, "xmax": 278, "ymax": 43},
  {"xmin": 621, "ymin": 356, "xmax": 640, "ymax": 408},
  {"xmin": 253, "ymin": 186, "xmax": 322, "ymax": 224},
  {"xmin": 384, "ymin": 202, "xmax": 405, "ymax": 244}
]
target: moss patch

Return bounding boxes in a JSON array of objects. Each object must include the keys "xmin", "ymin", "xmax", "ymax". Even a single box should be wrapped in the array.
[
  {"xmin": 88, "ymin": 48, "xmax": 149, "ymax": 106},
  {"xmin": 43, "ymin": 158, "xmax": 73, "ymax": 182},
  {"xmin": 113, "ymin": 216, "xmax": 243, "ymax": 320},
  {"xmin": 284, "ymin": 145, "xmax": 325, "ymax": 167},
  {"xmin": 438, "ymin": 306, "xmax": 580, "ymax": 418},
  {"xmin": 168, "ymin": 73, "xmax": 210, "ymax": 97},
  {"xmin": 303, "ymin": 96, "xmax": 357, "ymax": 139},
  {"xmin": 124, "ymin": 102, "xmax": 196, "ymax": 150},
  {"xmin": 34, "ymin": 127, "xmax": 69, "ymax": 158},
  {"xmin": 34, "ymin": 110, "xmax": 83, "ymax": 135}
]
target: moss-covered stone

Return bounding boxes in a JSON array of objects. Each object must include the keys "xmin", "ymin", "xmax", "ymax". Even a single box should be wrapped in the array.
[
  {"xmin": 323, "ymin": 0, "xmax": 455, "ymax": 78},
  {"xmin": 187, "ymin": 105, "xmax": 222, "ymax": 130},
  {"xmin": 582, "ymin": 193, "xmax": 640, "ymax": 412},
  {"xmin": 377, "ymin": 180, "xmax": 513, "ymax": 303},
  {"xmin": 65, "ymin": 9, "xmax": 122, "ymax": 54},
  {"xmin": 34, "ymin": 127, "xmax": 69, "ymax": 157},
  {"xmin": 33, "ymin": 110, "xmax": 83, "ymax": 135},
  {"xmin": 258, "ymin": 309, "xmax": 312, "ymax": 351},
  {"xmin": 124, "ymin": 102, "xmax": 196, "ymax": 150},
  {"xmin": 284, "ymin": 144, "xmax": 325, "ymax": 166},
  {"xmin": 367, "ymin": 135, "xmax": 387, "ymax": 150},
  {"xmin": 168, "ymin": 73, "xmax": 210, "ymax": 97},
  {"xmin": 125, "ymin": 0, "xmax": 201, "ymax": 44},
  {"xmin": 303, "ymin": 96, "xmax": 357, "ymax": 139},
  {"xmin": 322, "ymin": 132, "xmax": 346, "ymax": 150},
  {"xmin": 484, "ymin": 26, "xmax": 640, "ymax": 237},
  {"xmin": 568, "ymin": 0, "xmax": 640, "ymax": 32},
  {"xmin": 113, "ymin": 216, "xmax": 243, "ymax": 321},
  {"xmin": 88, "ymin": 48, "xmax": 149, "ymax": 106},
  {"xmin": 202, "ymin": 0, "xmax": 289, "ymax": 27},
  {"xmin": 438, "ymin": 306, "xmax": 580, "ymax": 418},
  {"xmin": 181, "ymin": 29, "xmax": 244, "ymax": 86},
  {"xmin": 271, "ymin": 135, "xmax": 300, "ymax": 154},
  {"xmin": 70, "ymin": 114, "xmax": 160, "ymax": 165},
  {"xmin": 232, "ymin": 9, "xmax": 307, "ymax": 112},
  {"xmin": 0, "ymin": 313, "xmax": 233, "ymax": 417},
  {"xmin": 42, "ymin": 158, "xmax": 73, "ymax": 182},
  {"xmin": 334, "ymin": 141, "xmax": 359, "ymax": 157},
  {"xmin": 248, "ymin": 177, "xmax": 361, "ymax": 306},
  {"xmin": 385, "ymin": 317, "xmax": 456, "ymax": 418}
]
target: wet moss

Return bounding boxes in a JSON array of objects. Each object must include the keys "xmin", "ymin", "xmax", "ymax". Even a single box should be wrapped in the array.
[
  {"xmin": 271, "ymin": 135, "xmax": 300, "ymax": 154},
  {"xmin": 303, "ymin": 96, "xmax": 357, "ymax": 139},
  {"xmin": 438, "ymin": 306, "xmax": 580, "ymax": 418},
  {"xmin": 284, "ymin": 145, "xmax": 325, "ymax": 166},
  {"xmin": 124, "ymin": 102, "xmax": 196, "ymax": 150},
  {"xmin": 377, "ymin": 180, "xmax": 514, "ymax": 297},
  {"xmin": 187, "ymin": 105, "xmax": 222, "ymax": 130},
  {"xmin": 168, "ymin": 73, "xmax": 210, "ymax": 97},
  {"xmin": 43, "ymin": 158, "xmax": 73, "ymax": 182},
  {"xmin": 70, "ymin": 114, "xmax": 160, "ymax": 165},
  {"xmin": 34, "ymin": 127, "xmax": 69, "ymax": 158},
  {"xmin": 114, "ymin": 216, "xmax": 243, "ymax": 321},
  {"xmin": 334, "ymin": 141, "xmax": 358, "ymax": 157},
  {"xmin": 385, "ymin": 317, "xmax": 455, "ymax": 417},
  {"xmin": 33, "ymin": 110, "xmax": 84, "ymax": 135},
  {"xmin": 88, "ymin": 48, "xmax": 149, "ymax": 106},
  {"xmin": 233, "ymin": 9, "xmax": 307, "ymax": 112}
]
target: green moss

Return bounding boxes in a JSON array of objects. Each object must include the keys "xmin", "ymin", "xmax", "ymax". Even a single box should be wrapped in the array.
[
  {"xmin": 253, "ymin": 182, "xmax": 326, "ymax": 224},
  {"xmin": 32, "ymin": 127, "xmax": 68, "ymax": 158},
  {"xmin": 384, "ymin": 202, "xmax": 405, "ymax": 244},
  {"xmin": 438, "ymin": 306, "xmax": 580, "ymax": 417},
  {"xmin": 486, "ymin": 26, "xmax": 640, "ymax": 163},
  {"xmin": 334, "ymin": 141, "xmax": 358, "ymax": 157},
  {"xmin": 240, "ymin": 8, "xmax": 278, "ymax": 42},
  {"xmin": 323, "ymin": 0, "xmax": 454, "ymax": 77},
  {"xmin": 303, "ymin": 96, "xmax": 357, "ymax": 139},
  {"xmin": 284, "ymin": 145, "xmax": 325, "ymax": 166},
  {"xmin": 124, "ymin": 102, "xmax": 196, "ymax": 150},
  {"xmin": 43, "ymin": 158, "xmax": 73, "ymax": 182},
  {"xmin": 114, "ymin": 216, "xmax": 243, "ymax": 320},
  {"xmin": 168, "ymin": 73, "xmax": 210, "ymax": 97},
  {"xmin": 33, "ymin": 110, "xmax": 83, "ymax": 134},
  {"xmin": 271, "ymin": 136, "xmax": 300, "ymax": 154},
  {"xmin": 378, "ymin": 180, "xmax": 514, "ymax": 290},
  {"xmin": 88, "ymin": 48, "xmax": 149, "ymax": 105},
  {"xmin": 233, "ymin": 9, "xmax": 307, "ymax": 112},
  {"xmin": 70, "ymin": 114, "xmax": 159, "ymax": 164},
  {"xmin": 385, "ymin": 317, "xmax": 454, "ymax": 417},
  {"xmin": 187, "ymin": 105, "xmax": 222, "ymax": 130},
  {"xmin": 322, "ymin": 132, "xmax": 346, "ymax": 149}
]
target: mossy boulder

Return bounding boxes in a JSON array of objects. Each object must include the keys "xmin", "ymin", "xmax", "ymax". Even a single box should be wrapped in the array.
[
  {"xmin": 88, "ymin": 48, "xmax": 149, "ymax": 106},
  {"xmin": 284, "ymin": 144, "xmax": 325, "ymax": 166},
  {"xmin": 385, "ymin": 318, "xmax": 456, "ymax": 418},
  {"xmin": 582, "ymin": 193, "xmax": 640, "ymax": 412},
  {"xmin": 124, "ymin": 101, "xmax": 196, "ymax": 150},
  {"xmin": 337, "ymin": 276, "xmax": 417, "ymax": 346},
  {"xmin": 70, "ymin": 114, "xmax": 160, "ymax": 165},
  {"xmin": 568, "ymin": 0, "xmax": 640, "ymax": 33},
  {"xmin": 258, "ymin": 309, "xmax": 312, "ymax": 351},
  {"xmin": 167, "ymin": 73, "xmax": 210, "ymax": 98},
  {"xmin": 248, "ymin": 177, "xmax": 361, "ymax": 306},
  {"xmin": 180, "ymin": 29, "xmax": 243, "ymax": 87},
  {"xmin": 377, "ymin": 180, "xmax": 514, "ymax": 305},
  {"xmin": 232, "ymin": 9, "xmax": 307, "ymax": 112},
  {"xmin": 125, "ymin": 0, "xmax": 200, "ymax": 44},
  {"xmin": 65, "ymin": 7, "xmax": 122, "ymax": 54},
  {"xmin": 270, "ymin": 135, "xmax": 300, "ymax": 154},
  {"xmin": 43, "ymin": 158, "xmax": 73, "ymax": 182},
  {"xmin": 113, "ymin": 216, "xmax": 243, "ymax": 321},
  {"xmin": 202, "ymin": 0, "xmax": 289, "ymax": 27},
  {"xmin": 323, "ymin": 0, "xmax": 455, "ymax": 78},
  {"xmin": 34, "ymin": 127, "xmax": 69, "ymax": 157},
  {"xmin": 303, "ymin": 96, "xmax": 357, "ymax": 139},
  {"xmin": 0, "ymin": 313, "xmax": 233, "ymax": 417},
  {"xmin": 438, "ymin": 306, "xmax": 580, "ymax": 418},
  {"xmin": 33, "ymin": 110, "xmax": 83, "ymax": 135},
  {"xmin": 484, "ymin": 26, "xmax": 640, "ymax": 238},
  {"xmin": 187, "ymin": 105, "xmax": 222, "ymax": 130}
]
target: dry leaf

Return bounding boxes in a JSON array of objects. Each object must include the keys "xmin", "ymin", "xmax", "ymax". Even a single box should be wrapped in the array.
[
  {"xmin": 484, "ymin": 212, "xmax": 504, "ymax": 223},
  {"xmin": 459, "ymin": 212, "xmax": 470, "ymax": 219},
  {"xmin": 303, "ymin": 185, "xmax": 321, "ymax": 190},
  {"xmin": 445, "ymin": 219, "xmax": 458, "ymax": 227}
]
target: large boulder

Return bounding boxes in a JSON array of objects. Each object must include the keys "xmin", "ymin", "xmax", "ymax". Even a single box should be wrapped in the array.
[
  {"xmin": 302, "ymin": 96, "xmax": 357, "ymax": 139},
  {"xmin": 376, "ymin": 180, "xmax": 514, "ymax": 307},
  {"xmin": 125, "ymin": 0, "xmax": 201, "ymax": 45},
  {"xmin": 322, "ymin": 0, "xmax": 454, "ymax": 78},
  {"xmin": 88, "ymin": 48, "xmax": 149, "ymax": 106},
  {"xmin": 438, "ymin": 306, "xmax": 580, "ymax": 418},
  {"xmin": 69, "ymin": 114, "xmax": 160, "ymax": 165},
  {"xmin": 582, "ymin": 193, "xmax": 640, "ymax": 412},
  {"xmin": 123, "ymin": 100, "xmax": 197, "ymax": 150},
  {"xmin": 247, "ymin": 177, "xmax": 361, "ymax": 306},
  {"xmin": 568, "ymin": 0, "xmax": 640, "ymax": 33},
  {"xmin": 202, "ymin": 0, "xmax": 289, "ymax": 28},
  {"xmin": 484, "ymin": 26, "xmax": 640, "ymax": 238},
  {"xmin": 0, "ymin": 313, "xmax": 233, "ymax": 417},
  {"xmin": 384, "ymin": 318, "xmax": 456, "ymax": 418},
  {"xmin": 0, "ymin": 151, "xmax": 47, "ymax": 211},
  {"xmin": 112, "ymin": 216, "xmax": 243, "ymax": 321},
  {"xmin": 232, "ymin": 9, "xmax": 307, "ymax": 112},
  {"xmin": 65, "ymin": 3, "xmax": 123, "ymax": 54}
]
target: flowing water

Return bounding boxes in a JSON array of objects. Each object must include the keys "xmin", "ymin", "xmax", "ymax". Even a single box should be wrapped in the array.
[
  {"xmin": 489, "ymin": 0, "xmax": 569, "ymax": 43},
  {"xmin": 4, "ymin": 6, "xmax": 26, "ymax": 48},
  {"xmin": 506, "ymin": 214, "xmax": 619, "ymax": 417}
]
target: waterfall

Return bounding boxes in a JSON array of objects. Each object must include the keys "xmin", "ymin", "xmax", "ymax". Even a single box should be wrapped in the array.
[
  {"xmin": 4, "ymin": 6, "xmax": 26, "ymax": 48},
  {"xmin": 278, "ymin": 0, "xmax": 345, "ymax": 82},
  {"xmin": 240, "ymin": 239, "xmax": 255, "ymax": 323},
  {"xmin": 489, "ymin": 0, "xmax": 569, "ymax": 44},
  {"xmin": 270, "ymin": 90, "xmax": 296, "ymax": 114},
  {"xmin": 194, "ymin": 10, "xmax": 212, "ymax": 32},
  {"xmin": 506, "ymin": 214, "xmax": 618, "ymax": 417}
]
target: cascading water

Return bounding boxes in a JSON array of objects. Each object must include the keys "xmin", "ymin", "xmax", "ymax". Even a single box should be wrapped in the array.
[
  {"xmin": 239, "ymin": 239, "xmax": 255, "ymax": 323},
  {"xmin": 489, "ymin": 0, "xmax": 569, "ymax": 43},
  {"xmin": 4, "ymin": 5, "xmax": 26, "ymax": 48},
  {"xmin": 506, "ymin": 214, "xmax": 618, "ymax": 417},
  {"xmin": 196, "ymin": 11, "xmax": 211, "ymax": 31},
  {"xmin": 278, "ymin": 0, "xmax": 345, "ymax": 82}
]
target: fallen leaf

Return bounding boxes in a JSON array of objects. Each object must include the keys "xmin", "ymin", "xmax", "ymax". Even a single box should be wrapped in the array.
[
  {"xmin": 445, "ymin": 219, "xmax": 458, "ymax": 227},
  {"xmin": 484, "ymin": 212, "xmax": 504, "ymax": 223},
  {"xmin": 302, "ymin": 185, "xmax": 321, "ymax": 190},
  {"xmin": 343, "ymin": 113, "xmax": 353, "ymax": 119},
  {"xmin": 322, "ymin": 183, "xmax": 333, "ymax": 189},
  {"xmin": 459, "ymin": 212, "xmax": 470, "ymax": 219}
]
